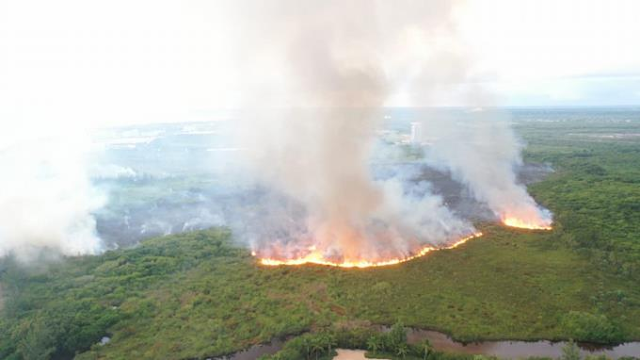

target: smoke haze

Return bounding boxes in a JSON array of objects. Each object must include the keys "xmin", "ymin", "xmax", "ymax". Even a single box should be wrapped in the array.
[
  {"xmin": 0, "ymin": 0, "xmax": 552, "ymax": 265},
  {"xmin": 233, "ymin": 0, "xmax": 551, "ymax": 262},
  {"xmin": 235, "ymin": 0, "xmax": 483, "ymax": 262},
  {"xmin": 417, "ymin": 109, "xmax": 553, "ymax": 227},
  {"xmin": 0, "ymin": 132, "xmax": 105, "ymax": 262}
]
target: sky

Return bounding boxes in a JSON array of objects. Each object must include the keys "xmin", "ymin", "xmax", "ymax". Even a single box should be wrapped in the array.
[
  {"xmin": 1, "ymin": 0, "xmax": 639, "ymax": 137},
  {"xmin": 459, "ymin": 1, "xmax": 640, "ymax": 107}
]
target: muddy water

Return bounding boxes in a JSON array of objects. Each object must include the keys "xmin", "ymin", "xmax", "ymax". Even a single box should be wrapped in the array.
[
  {"xmin": 406, "ymin": 329, "xmax": 640, "ymax": 359},
  {"xmin": 214, "ymin": 329, "xmax": 640, "ymax": 359}
]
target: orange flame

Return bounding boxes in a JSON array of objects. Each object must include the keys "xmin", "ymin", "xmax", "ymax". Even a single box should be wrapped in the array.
[
  {"xmin": 501, "ymin": 216, "xmax": 552, "ymax": 230},
  {"xmin": 254, "ymin": 232, "xmax": 483, "ymax": 268}
]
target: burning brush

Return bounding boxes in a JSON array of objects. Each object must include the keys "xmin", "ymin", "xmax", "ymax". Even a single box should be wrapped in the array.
[
  {"xmin": 237, "ymin": 1, "xmax": 554, "ymax": 270},
  {"xmin": 501, "ymin": 217, "xmax": 553, "ymax": 230},
  {"xmin": 252, "ymin": 232, "xmax": 483, "ymax": 268}
]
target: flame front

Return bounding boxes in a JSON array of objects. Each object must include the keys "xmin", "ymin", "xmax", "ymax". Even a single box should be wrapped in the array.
[
  {"xmin": 501, "ymin": 216, "xmax": 552, "ymax": 230},
  {"xmin": 254, "ymin": 233, "xmax": 483, "ymax": 268}
]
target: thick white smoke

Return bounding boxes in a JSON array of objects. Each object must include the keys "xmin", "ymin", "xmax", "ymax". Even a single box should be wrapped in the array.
[
  {"xmin": 0, "ymin": 132, "xmax": 105, "ymax": 262},
  {"xmin": 0, "ymin": 0, "xmax": 552, "ymax": 265},
  {"xmin": 375, "ymin": 0, "xmax": 553, "ymax": 227},
  {"xmin": 240, "ymin": 109, "xmax": 475, "ymax": 262},
  {"xmin": 417, "ymin": 109, "xmax": 553, "ymax": 227},
  {"xmin": 230, "ymin": 0, "xmax": 552, "ymax": 263},
  {"xmin": 233, "ymin": 0, "xmax": 481, "ymax": 263}
]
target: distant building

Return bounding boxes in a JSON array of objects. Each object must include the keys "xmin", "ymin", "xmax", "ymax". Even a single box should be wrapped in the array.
[{"xmin": 410, "ymin": 122, "xmax": 423, "ymax": 144}]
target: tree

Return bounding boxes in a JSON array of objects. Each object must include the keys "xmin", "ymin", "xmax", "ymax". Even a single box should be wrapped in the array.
[
  {"xmin": 367, "ymin": 334, "xmax": 382, "ymax": 353},
  {"xmin": 561, "ymin": 340, "xmax": 581, "ymax": 360},
  {"xmin": 584, "ymin": 356, "xmax": 610, "ymax": 360},
  {"xmin": 388, "ymin": 321, "xmax": 407, "ymax": 351},
  {"xmin": 396, "ymin": 343, "xmax": 409, "ymax": 358},
  {"xmin": 419, "ymin": 339, "xmax": 433, "ymax": 360},
  {"xmin": 16, "ymin": 317, "xmax": 55, "ymax": 360},
  {"xmin": 300, "ymin": 337, "xmax": 313, "ymax": 360},
  {"xmin": 561, "ymin": 311, "xmax": 622, "ymax": 343},
  {"xmin": 311, "ymin": 338, "xmax": 324, "ymax": 360},
  {"xmin": 323, "ymin": 333, "xmax": 337, "ymax": 354}
]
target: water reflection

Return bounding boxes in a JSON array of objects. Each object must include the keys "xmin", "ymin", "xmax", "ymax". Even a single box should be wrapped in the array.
[
  {"xmin": 406, "ymin": 329, "xmax": 640, "ymax": 359},
  {"xmin": 213, "ymin": 329, "xmax": 639, "ymax": 360}
]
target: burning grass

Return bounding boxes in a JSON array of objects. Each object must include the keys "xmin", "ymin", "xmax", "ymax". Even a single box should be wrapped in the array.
[
  {"xmin": 500, "ymin": 217, "xmax": 553, "ymax": 230},
  {"xmin": 254, "ymin": 232, "xmax": 483, "ymax": 268},
  {"xmin": 252, "ymin": 211, "xmax": 555, "ymax": 268},
  {"xmin": 252, "ymin": 211, "xmax": 554, "ymax": 268}
]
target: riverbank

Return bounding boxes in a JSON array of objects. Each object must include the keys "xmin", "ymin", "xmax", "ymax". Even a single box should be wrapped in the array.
[{"xmin": 217, "ymin": 327, "xmax": 640, "ymax": 360}]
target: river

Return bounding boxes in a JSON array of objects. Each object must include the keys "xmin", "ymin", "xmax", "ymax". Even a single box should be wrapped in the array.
[
  {"xmin": 405, "ymin": 329, "xmax": 639, "ymax": 359},
  {"xmin": 213, "ymin": 329, "xmax": 640, "ymax": 359}
]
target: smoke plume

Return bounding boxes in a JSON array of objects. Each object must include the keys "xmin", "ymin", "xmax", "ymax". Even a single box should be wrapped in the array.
[
  {"xmin": 0, "ymin": 133, "xmax": 105, "ymax": 263},
  {"xmin": 230, "ymin": 0, "xmax": 552, "ymax": 263},
  {"xmin": 417, "ymin": 109, "xmax": 553, "ymax": 227},
  {"xmin": 233, "ymin": 0, "xmax": 483, "ymax": 263},
  {"xmin": 376, "ymin": 0, "xmax": 554, "ymax": 227},
  {"xmin": 0, "ymin": 0, "xmax": 552, "ymax": 265}
]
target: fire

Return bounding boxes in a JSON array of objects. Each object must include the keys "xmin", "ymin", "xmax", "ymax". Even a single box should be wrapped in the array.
[
  {"xmin": 254, "ymin": 232, "xmax": 483, "ymax": 268},
  {"xmin": 501, "ymin": 217, "xmax": 552, "ymax": 230}
]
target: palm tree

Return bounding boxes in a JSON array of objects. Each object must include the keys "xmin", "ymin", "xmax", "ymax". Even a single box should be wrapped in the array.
[
  {"xmin": 311, "ymin": 338, "xmax": 325, "ymax": 360},
  {"xmin": 560, "ymin": 340, "xmax": 581, "ymax": 360},
  {"xmin": 389, "ymin": 321, "xmax": 407, "ymax": 350},
  {"xmin": 419, "ymin": 339, "xmax": 433, "ymax": 360},
  {"xmin": 300, "ymin": 338, "xmax": 313, "ymax": 360},
  {"xmin": 396, "ymin": 343, "xmax": 409, "ymax": 358},
  {"xmin": 325, "ymin": 333, "xmax": 337, "ymax": 354},
  {"xmin": 367, "ymin": 335, "xmax": 382, "ymax": 353}
]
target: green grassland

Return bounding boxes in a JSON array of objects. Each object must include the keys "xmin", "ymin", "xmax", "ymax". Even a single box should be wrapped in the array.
[{"xmin": 1, "ymin": 116, "xmax": 639, "ymax": 359}]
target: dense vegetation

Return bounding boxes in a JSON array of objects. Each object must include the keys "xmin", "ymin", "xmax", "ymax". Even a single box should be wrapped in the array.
[
  {"xmin": 1, "ymin": 114, "xmax": 639, "ymax": 359},
  {"xmin": 519, "ymin": 122, "xmax": 640, "ymax": 281}
]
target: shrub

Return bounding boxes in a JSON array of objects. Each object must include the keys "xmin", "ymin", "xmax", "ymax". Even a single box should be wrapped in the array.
[{"xmin": 561, "ymin": 311, "xmax": 623, "ymax": 343}]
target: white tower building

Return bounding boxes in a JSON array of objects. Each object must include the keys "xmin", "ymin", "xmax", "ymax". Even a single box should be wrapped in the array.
[{"xmin": 410, "ymin": 122, "xmax": 422, "ymax": 144}]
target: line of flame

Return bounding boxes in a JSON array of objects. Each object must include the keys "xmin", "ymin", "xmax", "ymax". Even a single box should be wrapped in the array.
[
  {"xmin": 501, "ymin": 217, "xmax": 553, "ymax": 230},
  {"xmin": 254, "ymin": 232, "xmax": 483, "ymax": 268}
]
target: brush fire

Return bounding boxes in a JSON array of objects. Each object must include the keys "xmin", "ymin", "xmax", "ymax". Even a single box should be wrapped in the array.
[
  {"xmin": 252, "ymin": 207, "xmax": 553, "ymax": 268},
  {"xmin": 236, "ymin": 0, "xmax": 553, "ymax": 269},
  {"xmin": 253, "ymin": 232, "xmax": 483, "ymax": 268},
  {"xmin": 501, "ymin": 217, "xmax": 553, "ymax": 231},
  {"xmin": 252, "ymin": 209, "xmax": 553, "ymax": 269}
]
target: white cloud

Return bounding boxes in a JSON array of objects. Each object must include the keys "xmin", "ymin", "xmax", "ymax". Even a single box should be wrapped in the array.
[
  {"xmin": 457, "ymin": 0, "xmax": 640, "ymax": 81},
  {"xmin": 455, "ymin": 0, "xmax": 640, "ymax": 105}
]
